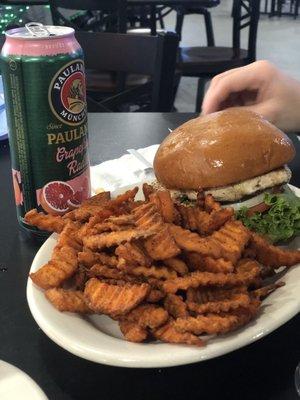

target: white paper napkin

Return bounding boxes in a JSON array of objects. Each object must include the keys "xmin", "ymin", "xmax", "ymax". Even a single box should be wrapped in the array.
[{"xmin": 90, "ymin": 144, "xmax": 159, "ymax": 193}]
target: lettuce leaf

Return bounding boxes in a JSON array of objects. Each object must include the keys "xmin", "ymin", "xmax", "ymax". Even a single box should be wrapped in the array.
[{"xmin": 236, "ymin": 187, "xmax": 300, "ymax": 243}]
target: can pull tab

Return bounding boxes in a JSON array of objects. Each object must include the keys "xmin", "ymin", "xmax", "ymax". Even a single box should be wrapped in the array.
[{"xmin": 25, "ymin": 22, "xmax": 51, "ymax": 37}]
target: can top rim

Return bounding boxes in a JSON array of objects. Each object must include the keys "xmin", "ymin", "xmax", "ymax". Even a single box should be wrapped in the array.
[{"xmin": 5, "ymin": 25, "xmax": 75, "ymax": 40}]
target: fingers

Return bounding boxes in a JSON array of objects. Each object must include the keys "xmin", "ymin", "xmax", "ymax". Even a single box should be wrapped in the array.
[
  {"xmin": 201, "ymin": 61, "xmax": 275, "ymax": 115},
  {"xmin": 244, "ymin": 100, "xmax": 280, "ymax": 123},
  {"xmin": 224, "ymin": 100, "xmax": 277, "ymax": 124}
]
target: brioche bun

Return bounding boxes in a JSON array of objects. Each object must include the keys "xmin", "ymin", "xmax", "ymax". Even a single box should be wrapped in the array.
[{"xmin": 153, "ymin": 109, "xmax": 295, "ymax": 191}]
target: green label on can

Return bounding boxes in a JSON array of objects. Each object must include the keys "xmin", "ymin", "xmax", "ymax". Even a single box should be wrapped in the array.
[{"xmin": 1, "ymin": 52, "xmax": 91, "ymax": 229}]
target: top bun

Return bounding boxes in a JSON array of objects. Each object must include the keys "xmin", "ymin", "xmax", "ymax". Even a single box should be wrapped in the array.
[{"xmin": 154, "ymin": 109, "xmax": 295, "ymax": 190}]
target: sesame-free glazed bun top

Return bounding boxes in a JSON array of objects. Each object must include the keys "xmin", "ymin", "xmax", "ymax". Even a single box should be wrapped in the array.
[{"xmin": 154, "ymin": 109, "xmax": 295, "ymax": 190}]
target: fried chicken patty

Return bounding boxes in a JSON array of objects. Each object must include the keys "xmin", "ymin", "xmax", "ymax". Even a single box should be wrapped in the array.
[{"xmin": 152, "ymin": 166, "xmax": 291, "ymax": 202}]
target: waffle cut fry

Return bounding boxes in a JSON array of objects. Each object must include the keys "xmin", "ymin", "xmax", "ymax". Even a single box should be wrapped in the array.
[{"xmin": 26, "ymin": 184, "xmax": 299, "ymax": 347}]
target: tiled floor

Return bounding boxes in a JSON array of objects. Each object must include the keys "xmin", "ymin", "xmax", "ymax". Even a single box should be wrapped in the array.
[{"xmin": 162, "ymin": 0, "xmax": 300, "ymax": 111}]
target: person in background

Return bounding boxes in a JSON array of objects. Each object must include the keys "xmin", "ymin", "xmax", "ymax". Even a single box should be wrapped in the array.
[{"xmin": 202, "ymin": 60, "xmax": 300, "ymax": 132}]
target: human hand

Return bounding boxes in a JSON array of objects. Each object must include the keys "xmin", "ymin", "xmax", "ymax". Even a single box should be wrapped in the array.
[{"xmin": 202, "ymin": 60, "xmax": 300, "ymax": 132}]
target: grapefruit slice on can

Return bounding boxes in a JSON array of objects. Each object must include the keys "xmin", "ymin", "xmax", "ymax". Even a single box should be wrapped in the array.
[
  {"xmin": 40, "ymin": 181, "xmax": 74, "ymax": 215},
  {"xmin": 67, "ymin": 190, "xmax": 83, "ymax": 210}
]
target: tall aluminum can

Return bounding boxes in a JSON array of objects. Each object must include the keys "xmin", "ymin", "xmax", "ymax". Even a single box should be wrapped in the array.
[{"xmin": 0, "ymin": 23, "xmax": 90, "ymax": 235}]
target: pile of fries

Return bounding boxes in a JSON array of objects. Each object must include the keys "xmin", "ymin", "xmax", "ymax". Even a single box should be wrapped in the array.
[{"xmin": 25, "ymin": 184, "xmax": 300, "ymax": 347}]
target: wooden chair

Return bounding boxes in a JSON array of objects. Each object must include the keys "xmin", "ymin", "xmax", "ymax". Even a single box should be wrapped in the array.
[
  {"xmin": 49, "ymin": 0, "xmax": 127, "ymax": 33},
  {"xmin": 175, "ymin": 1, "xmax": 220, "ymax": 45},
  {"xmin": 127, "ymin": 5, "xmax": 172, "ymax": 29},
  {"xmin": 292, "ymin": 0, "xmax": 300, "ymax": 17},
  {"xmin": 177, "ymin": 0, "xmax": 261, "ymax": 112},
  {"xmin": 75, "ymin": 31, "xmax": 179, "ymax": 112},
  {"xmin": 49, "ymin": 0, "xmax": 130, "ymax": 95}
]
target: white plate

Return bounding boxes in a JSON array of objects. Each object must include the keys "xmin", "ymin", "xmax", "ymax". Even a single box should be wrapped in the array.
[
  {"xmin": 0, "ymin": 360, "xmax": 48, "ymax": 400},
  {"xmin": 27, "ymin": 184, "xmax": 300, "ymax": 368}
]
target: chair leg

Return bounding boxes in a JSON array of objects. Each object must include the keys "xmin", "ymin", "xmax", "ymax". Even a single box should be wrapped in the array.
[
  {"xmin": 269, "ymin": 0, "xmax": 276, "ymax": 16},
  {"xmin": 171, "ymin": 72, "xmax": 181, "ymax": 111},
  {"xmin": 203, "ymin": 10, "xmax": 215, "ymax": 47},
  {"xmin": 196, "ymin": 78, "xmax": 207, "ymax": 113},
  {"xmin": 150, "ymin": 5, "xmax": 157, "ymax": 35},
  {"xmin": 264, "ymin": 0, "xmax": 269, "ymax": 13},
  {"xmin": 295, "ymin": 0, "xmax": 300, "ymax": 17},
  {"xmin": 175, "ymin": 8, "xmax": 185, "ymax": 41},
  {"xmin": 278, "ymin": 0, "xmax": 283, "ymax": 16},
  {"xmin": 158, "ymin": 9, "xmax": 165, "ymax": 29}
]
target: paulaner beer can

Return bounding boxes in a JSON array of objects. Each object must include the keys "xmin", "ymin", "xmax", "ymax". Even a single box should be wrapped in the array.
[{"xmin": 0, "ymin": 23, "xmax": 91, "ymax": 235}]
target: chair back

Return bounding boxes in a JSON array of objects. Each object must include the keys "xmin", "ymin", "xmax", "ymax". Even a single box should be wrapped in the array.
[
  {"xmin": 49, "ymin": 0, "xmax": 127, "ymax": 33},
  {"xmin": 75, "ymin": 31, "xmax": 179, "ymax": 112},
  {"xmin": 51, "ymin": 0, "xmax": 121, "ymax": 9},
  {"xmin": 232, "ymin": 0, "xmax": 260, "ymax": 62}
]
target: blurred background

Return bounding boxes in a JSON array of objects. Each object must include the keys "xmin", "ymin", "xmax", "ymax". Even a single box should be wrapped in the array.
[{"xmin": 0, "ymin": 0, "xmax": 299, "ymax": 115}]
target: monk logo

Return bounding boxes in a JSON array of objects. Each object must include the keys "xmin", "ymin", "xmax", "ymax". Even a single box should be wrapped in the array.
[{"xmin": 49, "ymin": 59, "xmax": 87, "ymax": 126}]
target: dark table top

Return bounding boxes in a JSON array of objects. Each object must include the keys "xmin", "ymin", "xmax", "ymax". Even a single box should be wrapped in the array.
[{"xmin": 0, "ymin": 112, "xmax": 299, "ymax": 400}]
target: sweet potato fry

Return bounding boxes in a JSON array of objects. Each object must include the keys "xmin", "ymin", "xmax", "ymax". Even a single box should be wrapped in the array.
[
  {"xmin": 83, "ymin": 228, "xmax": 156, "ymax": 251},
  {"xmin": 164, "ymin": 257, "xmax": 189, "ymax": 276},
  {"xmin": 146, "ymin": 288, "xmax": 166, "ymax": 303},
  {"xmin": 144, "ymin": 227, "xmax": 181, "ymax": 260},
  {"xmin": 24, "ymin": 209, "xmax": 65, "ymax": 233},
  {"xmin": 118, "ymin": 320, "xmax": 148, "ymax": 343},
  {"xmin": 27, "ymin": 182, "xmax": 300, "ymax": 347},
  {"xmin": 58, "ymin": 221, "xmax": 83, "ymax": 250},
  {"xmin": 115, "ymin": 242, "xmax": 152, "ymax": 267},
  {"xmin": 30, "ymin": 245, "xmax": 78, "ymax": 289},
  {"xmin": 78, "ymin": 249, "xmax": 118, "ymax": 268},
  {"xmin": 112, "ymin": 187, "xmax": 139, "ymax": 205},
  {"xmin": 69, "ymin": 266, "xmax": 88, "ymax": 290},
  {"xmin": 142, "ymin": 183, "xmax": 155, "ymax": 201},
  {"xmin": 121, "ymin": 304, "xmax": 168, "ymax": 329},
  {"xmin": 45, "ymin": 288, "xmax": 91, "ymax": 313},
  {"xmin": 249, "ymin": 232, "xmax": 300, "ymax": 268},
  {"xmin": 168, "ymin": 224, "xmax": 222, "ymax": 259},
  {"xmin": 186, "ymin": 286, "xmax": 248, "ymax": 304},
  {"xmin": 130, "ymin": 265, "xmax": 177, "ymax": 280},
  {"xmin": 176, "ymin": 204, "xmax": 234, "ymax": 235},
  {"xmin": 204, "ymin": 194, "xmax": 221, "ymax": 212},
  {"xmin": 162, "ymin": 259, "xmax": 260, "ymax": 293},
  {"xmin": 174, "ymin": 300, "xmax": 260, "ymax": 335},
  {"xmin": 107, "ymin": 214, "xmax": 135, "ymax": 226},
  {"xmin": 210, "ymin": 220, "xmax": 251, "ymax": 264},
  {"xmin": 251, "ymin": 282, "xmax": 285, "ymax": 299},
  {"xmin": 149, "ymin": 190, "xmax": 178, "ymax": 223},
  {"xmin": 64, "ymin": 206, "xmax": 112, "ymax": 223},
  {"xmin": 171, "ymin": 221, "xmax": 249, "ymax": 263},
  {"xmin": 84, "ymin": 191, "xmax": 111, "ymax": 205},
  {"xmin": 153, "ymin": 320, "xmax": 204, "ymax": 347},
  {"xmin": 184, "ymin": 252, "xmax": 234, "ymax": 273},
  {"xmin": 84, "ymin": 278, "xmax": 150, "ymax": 316},
  {"xmin": 186, "ymin": 287, "xmax": 198, "ymax": 302},
  {"xmin": 134, "ymin": 203, "xmax": 180, "ymax": 259},
  {"xmin": 88, "ymin": 264, "xmax": 127, "ymax": 280},
  {"xmin": 164, "ymin": 294, "xmax": 189, "ymax": 318},
  {"xmin": 64, "ymin": 191, "xmax": 110, "ymax": 221},
  {"xmin": 187, "ymin": 293, "xmax": 250, "ymax": 314}
]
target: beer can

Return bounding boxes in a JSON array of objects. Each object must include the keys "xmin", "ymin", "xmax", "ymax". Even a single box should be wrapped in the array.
[{"xmin": 0, "ymin": 23, "xmax": 91, "ymax": 235}]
